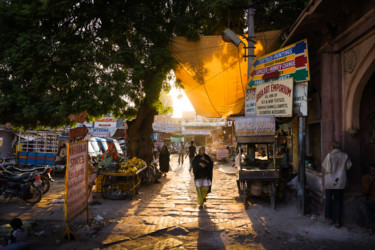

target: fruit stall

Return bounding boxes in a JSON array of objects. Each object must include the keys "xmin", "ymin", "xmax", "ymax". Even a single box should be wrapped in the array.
[{"xmin": 96, "ymin": 157, "xmax": 147, "ymax": 200}]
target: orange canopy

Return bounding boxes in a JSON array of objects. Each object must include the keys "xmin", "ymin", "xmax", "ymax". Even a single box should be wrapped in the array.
[{"xmin": 170, "ymin": 30, "xmax": 282, "ymax": 118}]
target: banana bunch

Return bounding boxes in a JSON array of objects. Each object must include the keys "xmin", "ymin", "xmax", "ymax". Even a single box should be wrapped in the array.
[{"xmin": 118, "ymin": 157, "xmax": 146, "ymax": 174}]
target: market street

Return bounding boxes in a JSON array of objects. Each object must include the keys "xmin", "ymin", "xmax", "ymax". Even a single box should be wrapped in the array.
[{"xmin": 1, "ymin": 155, "xmax": 375, "ymax": 249}]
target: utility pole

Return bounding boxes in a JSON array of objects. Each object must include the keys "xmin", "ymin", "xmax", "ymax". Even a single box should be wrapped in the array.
[{"xmin": 247, "ymin": 1, "xmax": 255, "ymax": 79}]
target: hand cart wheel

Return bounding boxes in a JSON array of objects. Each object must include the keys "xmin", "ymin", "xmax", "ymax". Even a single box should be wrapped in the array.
[
  {"xmin": 270, "ymin": 182, "xmax": 276, "ymax": 209},
  {"xmin": 242, "ymin": 181, "xmax": 247, "ymax": 205}
]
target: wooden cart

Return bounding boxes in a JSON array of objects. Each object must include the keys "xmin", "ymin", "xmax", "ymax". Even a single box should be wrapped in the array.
[
  {"xmin": 236, "ymin": 135, "xmax": 279, "ymax": 209},
  {"xmin": 99, "ymin": 165, "xmax": 147, "ymax": 200}
]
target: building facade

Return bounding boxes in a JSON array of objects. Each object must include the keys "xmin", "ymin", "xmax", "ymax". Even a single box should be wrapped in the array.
[{"xmin": 283, "ymin": 0, "xmax": 375, "ymax": 221}]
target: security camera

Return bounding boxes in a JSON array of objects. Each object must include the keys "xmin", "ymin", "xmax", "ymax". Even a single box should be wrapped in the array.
[{"xmin": 222, "ymin": 28, "xmax": 244, "ymax": 47}]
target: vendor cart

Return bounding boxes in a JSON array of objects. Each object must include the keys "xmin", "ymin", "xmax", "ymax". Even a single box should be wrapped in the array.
[
  {"xmin": 99, "ymin": 165, "xmax": 147, "ymax": 200},
  {"xmin": 236, "ymin": 135, "xmax": 279, "ymax": 209}
]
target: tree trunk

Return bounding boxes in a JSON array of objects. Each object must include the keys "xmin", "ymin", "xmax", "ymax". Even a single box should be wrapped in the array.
[{"xmin": 127, "ymin": 102, "xmax": 157, "ymax": 165}]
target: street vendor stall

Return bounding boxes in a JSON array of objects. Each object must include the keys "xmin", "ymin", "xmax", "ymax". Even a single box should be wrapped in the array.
[
  {"xmin": 233, "ymin": 116, "xmax": 279, "ymax": 208},
  {"xmin": 96, "ymin": 157, "xmax": 147, "ymax": 200}
]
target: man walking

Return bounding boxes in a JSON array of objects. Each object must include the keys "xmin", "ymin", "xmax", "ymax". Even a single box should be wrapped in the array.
[
  {"xmin": 186, "ymin": 141, "xmax": 197, "ymax": 172},
  {"xmin": 178, "ymin": 141, "xmax": 185, "ymax": 165},
  {"xmin": 322, "ymin": 141, "xmax": 352, "ymax": 228}
]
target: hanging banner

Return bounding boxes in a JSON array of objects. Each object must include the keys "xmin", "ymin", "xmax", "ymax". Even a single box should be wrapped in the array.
[
  {"xmin": 65, "ymin": 141, "xmax": 88, "ymax": 223},
  {"xmin": 234, "ymin": 116, "xmax": 275, "ymax": 136},
  {"xmin": 245, "ymin": 89, "xmax": 256, "ymax": 117},
  {"xmin": 248, "ymin": 39, "xmax": 310, "ymax": 88},
  {"xmin": 256, "ymin": 78, "xmax": 294, "ymax": 117}
]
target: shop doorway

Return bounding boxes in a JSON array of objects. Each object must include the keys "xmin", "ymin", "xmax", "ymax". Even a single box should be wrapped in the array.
[{"xmin": 359, "ymin": 72, "xmax": 375, "ymax": 175}]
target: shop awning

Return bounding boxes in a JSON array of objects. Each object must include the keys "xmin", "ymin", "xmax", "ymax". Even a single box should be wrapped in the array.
[{"xmin": 170, "ymin": 30, "xmax": 282, "ymax": 118}]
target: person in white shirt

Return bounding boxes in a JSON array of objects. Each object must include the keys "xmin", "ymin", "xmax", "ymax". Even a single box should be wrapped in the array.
[{"xmin": 322, "ymin": 141, "xmax": 352, "ymax": 228}]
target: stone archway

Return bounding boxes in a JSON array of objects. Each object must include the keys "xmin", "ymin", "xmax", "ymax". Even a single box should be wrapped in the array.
[
  {"xmin": 359, "ymin": 73, "xmax": 375, "ymax": 173},
  {"xmin": 343, "ymin": 37, "xmax": 375, "ymax": 135}
]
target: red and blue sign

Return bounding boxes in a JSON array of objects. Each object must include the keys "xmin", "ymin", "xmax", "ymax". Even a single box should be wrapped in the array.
[{"xmin": 248, "ymin": 39, "xmax": 310, "ymax": 88}]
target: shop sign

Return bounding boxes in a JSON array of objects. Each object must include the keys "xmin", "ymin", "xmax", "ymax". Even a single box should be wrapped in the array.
[
  {"xmin": 234, "ymin": 117, "xmax": 275, "ymax": 136},
  {"xmin": 217, "ymin": 147, "xmax": 229, "ymax": 160},
  {"xmin": 65, "ymin": 141, "xmax": 88, "ymax": 223},
  {"xmin": 245, "ymin": 89, "xmax": 256, "ymax": 117},
  {"xmin": 94, "ymin": 116, "xmax": 117, "ymax": 128},
  {"xmin": 256, "ymin": 78, "xmax": 294, "ymax": 117},
  {"xmin": 293, "ymin": 82, "xmax": 308, "ymax": 116},
  {"xmin": 248, "ymin": 39, "xmax": 310, "ymax": 88}
]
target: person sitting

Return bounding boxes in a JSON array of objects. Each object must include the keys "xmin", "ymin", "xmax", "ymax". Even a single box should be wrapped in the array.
[
  {"xmin": 3, "ymin": 218, "xmax": 28, "ymax": 248},
  {"xmin": 100, "ymin": 143, "xmax": 118, "ymax": 168},
  {"xmin": 56, "ymin": 144, "xmax": 67, "ymax": 164},
  {"xmin": 360, "ymin": 164, "xmax": 375, "ymax": 227}
]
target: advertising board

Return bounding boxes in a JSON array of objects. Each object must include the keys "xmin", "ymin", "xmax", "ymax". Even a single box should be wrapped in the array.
[
  {"xmin": 65, "ymin": 141, "xmax": 88, "ymax": 223},
  {"xmin": 255, "ymin": 78, "xmax": 294, "ymax": 117},
  {"xmin": 248, "ymin": 39, "xmax": 310, "ymax": 88}
]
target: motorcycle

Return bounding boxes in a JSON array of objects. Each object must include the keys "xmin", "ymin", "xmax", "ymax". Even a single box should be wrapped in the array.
[
  {"xmin": 3, "ymin": 164, "xmax": 53, "ymax": 194},
  {"xmin": 0, "ymin": 168, "xmax": 43, "ymax": 204},
  {"xmin": 1, "ymin": 158, "xmax": 54, "ymax": 194}
]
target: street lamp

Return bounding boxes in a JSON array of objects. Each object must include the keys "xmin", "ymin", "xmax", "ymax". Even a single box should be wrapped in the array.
[
  {"xmin": 222, "ymin": 28, "xmax": 245, "ymax": 47},
  {"xmin": 221, "ymin": 2, "xmax": 255, "ymax": 79}
]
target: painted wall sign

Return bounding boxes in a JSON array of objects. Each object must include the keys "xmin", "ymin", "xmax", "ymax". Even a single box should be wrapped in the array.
[
  {"xmin": 256, "ymin": 78, "xmax": 294, "ymax": 117},
  {"xmin": 65, "ymin": 141, "xmax": 88, "ymax": 223},
  {"xmin": 234, "ymin": 116, "xmax": 275, "ymax": 136},
  {"xmin": 248, "ymin": 39, "xmax": 310, "ymax": 87},
  {"xmin": 245, "ymin": 89, "xmax": 256, "ymax": 117},
  {"xmin": 293, "ymin": 82, "xmax": 308, "ymax": 116}
]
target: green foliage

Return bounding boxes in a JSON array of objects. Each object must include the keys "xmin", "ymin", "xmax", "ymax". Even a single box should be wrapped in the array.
[{"xmin": 252, "ymin": 0, "xmax": 308, "ymax": 39}]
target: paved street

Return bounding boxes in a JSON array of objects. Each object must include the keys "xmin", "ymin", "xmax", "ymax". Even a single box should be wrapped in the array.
[{"xmin": 1, "ymin": 155, "xmax": 375, "ymax": 249}]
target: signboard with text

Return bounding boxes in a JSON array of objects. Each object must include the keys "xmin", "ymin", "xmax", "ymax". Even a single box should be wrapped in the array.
[
  {"xmin": 245, "ymin": 89, "xmax": 256, "ymax": 117},
  {"xmin": 293, "ymin": 82, "xmax": 308, "ymax": 116},
  {"xmin": 256, "ymin": 78, "xmax": 294, "ymax": 117},
  {"xmin": 248, "ymin": 39, "xmax": 310, "ymax": 87},
  {"xmin": 94, "ymin": 117, "xmax": 117, "ymax": 128},
  {"xmin": 65, "ymin": 141, "xmax": 88, "ymax": 223},
  {"xmin": 234, "ymin": 116, "xmax": 275, "ymax": 136}
]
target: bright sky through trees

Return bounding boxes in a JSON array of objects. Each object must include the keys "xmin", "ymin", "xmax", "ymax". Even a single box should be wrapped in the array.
[{"xmin": 168, "ymin": 87, "xmax": 195, "ymax": 118}]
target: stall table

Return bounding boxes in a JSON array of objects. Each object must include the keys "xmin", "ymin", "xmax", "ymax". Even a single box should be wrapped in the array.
[
  {"xmin": 98, "ymin": 165, "xmax": 147, "ymax": 200},
  {"xmin": 236, "ymin": 135, "xmax": 280, "ymax": 209}
]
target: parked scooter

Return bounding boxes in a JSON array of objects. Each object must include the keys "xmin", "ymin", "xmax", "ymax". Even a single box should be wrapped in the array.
[{"xmin": 0, "ymin": 167, "xmax": 42, "ymax": 204}]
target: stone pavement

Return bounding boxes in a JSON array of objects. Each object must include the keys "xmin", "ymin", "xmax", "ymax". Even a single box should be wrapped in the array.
[{"xmin": 1, "ymin": 154, "xmax": 375, "ymax": 249}]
